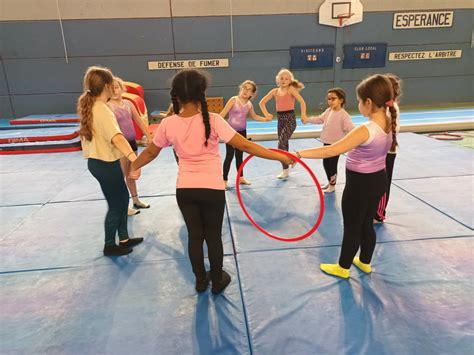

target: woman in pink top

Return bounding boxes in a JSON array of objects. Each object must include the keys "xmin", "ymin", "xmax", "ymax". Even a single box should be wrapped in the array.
[
  {"xmin": 295, "ymin": 74, "xmax": 398, "ymax": 279},
  {"xmin": 259, "ymin": 68, "xmax": 308, "ymax": 179},
  {"xmin": 131, "ymin": 70, "xmax": 293, "ymax": 294},
  {"xmin": 220, "ymin": 80, "xmax": 269, "ymax": 189},
  {"xmin": 303, "ymin": 87, "xmax": 355, "ymax": 193}
]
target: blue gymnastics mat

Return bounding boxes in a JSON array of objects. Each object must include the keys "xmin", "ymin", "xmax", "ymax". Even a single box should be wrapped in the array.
[
  {"xmin": 235, "ymin": 237, "xmax": 473, "ymax": 355},
  {"xmin": 0, "ymin": 131, "xmax": 472, "ymax": 354},
  {"xmin": 0, "ymin": 256, "xmax": 250, "ymax": 354}
]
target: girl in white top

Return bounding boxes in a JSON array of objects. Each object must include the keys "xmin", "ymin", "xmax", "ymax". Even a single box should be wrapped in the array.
[
  {"xmin": 303, "ymin": 87, "xmax": 355, "ymax": 193},
  {"xmin": 78, "ymin": 66, "xmax": 143, "ymax": 257}
]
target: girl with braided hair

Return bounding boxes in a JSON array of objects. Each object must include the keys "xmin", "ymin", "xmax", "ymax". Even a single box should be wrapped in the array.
[
  {"xmin": 131, "ymin": 69, "xmax": 293, "ymax": 294},
  {"xmin": 374, "ymin": 74, "xmax": 402, "ymax": 223},
  {"xmin": 295, "ymin": 74, "xmax": 397, "ymax": 279}
]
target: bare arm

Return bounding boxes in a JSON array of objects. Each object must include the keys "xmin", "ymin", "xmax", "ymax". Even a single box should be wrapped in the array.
[
  {"xmin": 259, "ymin": 88, "xmax": 276, "ymax": 119},
  {"xmin": 219, "ymin": 97, "xmax": 236, "ymax": 118},
  {"xmin": 131, "ymin": 142, "xmax": 162, "ymax": 171},
  {"xmin": 305, "ymin": 109, "xmax": 328, "ymax": 125},
  {"xmin": 248, "ymin": 104, "xmax": 267, "ymax": 121},
  {"xmin": 298, "ymin": 125, "xmax": 369, "ymax": 159},
  {"xmin": 227, "ymin": 132, "xmax": 294, "ymax": 165},
  {"xmin": 130, "ymin": 103, "xmax": 152, "ymax": 143},
  {"xmin": 289, "ymin": 86, "xmax": 308, "ymax": 121},
  {"xmin": 111, "ymin": 133, "xmax": 137, "ymax": 161}
]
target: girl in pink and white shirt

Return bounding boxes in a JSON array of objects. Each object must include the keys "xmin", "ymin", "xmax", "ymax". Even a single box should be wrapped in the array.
[
  {"xmin": 131, "ymin": 70, "xmax": 293, "ymax": 295},
  {"xmin": 296, "ymin": 74, "xmax": 397, "ymax": 279},
  {"xmin": 303, "ymin": 87, "xmax": 354, "ymax": 193}
]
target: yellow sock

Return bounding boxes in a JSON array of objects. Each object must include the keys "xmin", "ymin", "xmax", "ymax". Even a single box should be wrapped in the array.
[
  {"xmin": 352, "ymin": 257, "xmax": 372, "ymax": 273},
  {"xmin": 320, "ymin": 263, "xmax": 350, "ymax": 279}
]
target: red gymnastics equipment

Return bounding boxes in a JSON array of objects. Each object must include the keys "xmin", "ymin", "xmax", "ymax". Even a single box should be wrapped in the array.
[
  {"xmin": 236, "ymin": 149, "xmax": 325, "ymax": 242},
  {"xmin": 124, "ymin": 81, "xmax": 145, "ymax": 99},
  {"xmin": 10, "ymin": 117, "xmax": 79, "ymax": 125},
  {"xmin": 0, "ymin": 130, "xmax": 78, "ymax": 144},
  {"xmin": 122, "ymin": 92, "xmax": 149, "ymax": 140}
]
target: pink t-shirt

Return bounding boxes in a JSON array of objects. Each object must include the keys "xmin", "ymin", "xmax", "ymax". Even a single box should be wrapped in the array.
[
  {"xmin": 275, "ymin": 92, "xmax": 295, "ymax": 112},
  {"xmin": 153, "ymin": 112, "xmax": 237, "ymax": 189},
  {"xmin": 307, "ymin": 108, "xmax": 354, "ymax": 144}
]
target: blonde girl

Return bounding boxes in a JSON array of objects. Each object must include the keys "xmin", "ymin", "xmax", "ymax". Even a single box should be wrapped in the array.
[
  {"xmin": 259, "ymin": 68, "xmax": 308, "ymax": 179},
  {"xmin": 108, "ymin": 77, "xmax": 152, "ymax": 215}
]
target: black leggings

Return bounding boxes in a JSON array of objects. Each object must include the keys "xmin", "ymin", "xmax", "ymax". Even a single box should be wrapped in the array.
[
  {"xmin": 88, "ymin": 158, "xmax": 129, "ymax": 245},
  {"xmin": 339, "ymin": 169, "xmax": 387, "ymax": 268},
  {"xmin": 223, "ymin": 129, "xmax": 246, "ymax": 181},
  {"xmin": 176, "ymin": 188, "xmax": 226, "ymax": 282},
  {"xmin": 322, "ymin": 143, "xmax": 340, "ymax": 184},
  {"xmin": 376, "ymin": 153, "xmax": 397, "ymax": 220},
  {"xmin": 277, "ymin": 110, "xmax": 297, "ymax": 169}
]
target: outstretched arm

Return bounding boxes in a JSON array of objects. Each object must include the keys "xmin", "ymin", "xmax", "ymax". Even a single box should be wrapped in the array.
[
  {"xmin": 131, "ymin": 142, "xmax": 162, "ymax": 171},
  {"xmin": 228, "ymin": 132, "xmax": 294, "ymax": 166},
  {"xmin": 259, "ymin": 88, "xmax": 276, "ymax": 120},
  {"xmin": 219, "ymin": 97, "xmax": 236, "ymax": 118},
  {"xmin": 112, "ymin": 133, "xmax": 141, "ymax": 179},
  {"xmin": 298, "ymin": 125, "xmax": 369, "ymax": 159},
  {"xmin": 248, "ymin": 104, "xmax": 268, "ymax": 121}
]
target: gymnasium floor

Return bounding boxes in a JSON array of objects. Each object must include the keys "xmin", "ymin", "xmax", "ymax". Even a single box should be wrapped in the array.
[{"xmin": 1, "ymin": 128, "xmax": 473, "ymax": 354}]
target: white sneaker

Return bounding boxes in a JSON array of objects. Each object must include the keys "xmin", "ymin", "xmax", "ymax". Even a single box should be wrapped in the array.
[
  {"xmin": 239, "ymin": 177, "xmax": 252, "ymax": 185},
  {"xmin": 277, "ymin": 169, "xmax": 289, "ymax": 180},
  {"xmin": 128, "ymin": 208, "xmax": 140, "ymax": 216},
  {"xmin": 324, "ymin": 184, "xmax": 335, "ymax": 193}
]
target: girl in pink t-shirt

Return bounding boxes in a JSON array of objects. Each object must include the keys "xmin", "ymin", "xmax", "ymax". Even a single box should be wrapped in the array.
[
  {"xmin": 220, "ymin": 80, "xmax": 269, "ymax": 189},
  {"xmin": 108, "ymin": 77, "xmax": 152, "ymax": 216},
  {"xmin": 131, "ymin": 70, "xmax": 293, "ymax": 294},
  {"xmin": 303, "ymin": 87, "xmax": 355, "ymax": 193},
  {"xmin": 295, "ymin": 74, "xmax": 398, "ymax": 279},
  {"xmin": 259, "ymin": 68, "xmax": 308, "ymax": 179}
]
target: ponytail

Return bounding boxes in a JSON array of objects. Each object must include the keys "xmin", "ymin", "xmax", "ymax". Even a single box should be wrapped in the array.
[
  {"xmin": 200, "ymin": 93, "xmax": 210, "ymax": 146},
  {"xmin": 290, "ymin": 79, "xmax": 305, "ymax": 90},
  {"xmin": 77, "ymin": 66, "xmax": 113, "ymax": 141},
  {"xmin": 78, "ymin": 92, "xmax": 95, "ymax": 141},
  {"xmin": 388, "ymin": 105, "xmax": 398, "ymax": 151}
]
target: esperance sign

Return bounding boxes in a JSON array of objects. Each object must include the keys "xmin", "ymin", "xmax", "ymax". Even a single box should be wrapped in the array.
[
  {"xmin": 148, "ymin": 59, "xmax": 229, "ymax": 70},
  {"xmin": 393, "ymin": 11, "xmax": 453, "ymax": 29}
]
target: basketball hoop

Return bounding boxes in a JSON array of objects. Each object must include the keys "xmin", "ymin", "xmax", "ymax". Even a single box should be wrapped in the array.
[{"xmin": 337, "ymin": 12, "xmax": 355, "ymax": 27}]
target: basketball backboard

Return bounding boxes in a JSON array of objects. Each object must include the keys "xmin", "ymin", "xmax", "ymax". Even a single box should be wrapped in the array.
[{"xmin": 319, "ymin": 0, "xmax": 363, "ymax": 28}]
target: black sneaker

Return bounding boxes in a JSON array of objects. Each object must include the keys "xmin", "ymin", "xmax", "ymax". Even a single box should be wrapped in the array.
[
  {"xmin": 103, "ymin": 244, "xmax": 133, "ymax": 256},
  {"xmin": 133, "ymin": 202, "xmax": 150, "ymax": 209},
  {"xmin": 211, "ymin": 270, "xmax": 231, "ymax": 294},
  {"xmin": 195, "ymin": 271, "xmax": 210, "ymax": 293},
  {"xmin": 119, "ymin": 238, "xmax": 144, "ymax": 248}
]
